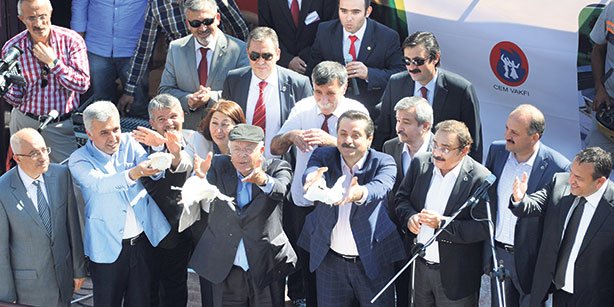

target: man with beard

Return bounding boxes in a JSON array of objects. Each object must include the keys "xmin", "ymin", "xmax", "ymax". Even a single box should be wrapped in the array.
[{"xmin": 374, "ymin": 31, "xmax": 482, "ymax": 163}]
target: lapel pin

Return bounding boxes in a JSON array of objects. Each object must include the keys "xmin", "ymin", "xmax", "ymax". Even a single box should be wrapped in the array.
[
  {"xmin": 367, "ymin": 46, "xmax": 372, "ymax": 51},
  {"xmin": 16, "ymin": 202, "xmax": 23, "ymax": 211},
  {"xmin": 463, "ymin": 176, "xmax": 468, "ymax": 182}
]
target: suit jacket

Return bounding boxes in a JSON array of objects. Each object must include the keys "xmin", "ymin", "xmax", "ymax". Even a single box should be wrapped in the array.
[
  {"xmin": 258, "ymin": 0, "xmax": 337, "ymax": 68},
  {"xmin": 374, "ymin": 69, "xmax": 483, "ymax": 162},
  {"xmin": 395, "ymin": 153, "xmax": 491, "ymax": 300},
  {"xmin": 297, "ymin": 147, "xmax": 405, "ymax": 280},
  {"xmin": 0, "ymin": 165, "xmax": 86, "ymax": 306},
  {"xmin": 68, "ymin": 133, "xmax": 171, "ymax": 263},
  {"xmin": 190, "ymin": 156, "xmax": 296, "ymax": 288},
  {"xmin": 307, "ymin": 18, "xmax": 405, "ymax": 120},
  {"xmin": 512, "ymin": 174, "xmax": 614, "ymax": 307},
  {"xmin": 484, "ymin": 141, "xmax": 570, "ymax": 293},
  {"xmin": 159, "ymin": 33, "xmax": 249, "ymax": 130}
]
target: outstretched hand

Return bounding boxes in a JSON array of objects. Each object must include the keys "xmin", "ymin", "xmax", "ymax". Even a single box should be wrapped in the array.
[
  {"xmin": 194, "ymin": 152, "xmax": 213, "ymax": 178},
  {"xmin": 303, "ymin": 167, "xmax": 328, "ymax": 191},
  {"xmin": 512, "ymin": 172, "xmax": 528, "ymax": 202}
]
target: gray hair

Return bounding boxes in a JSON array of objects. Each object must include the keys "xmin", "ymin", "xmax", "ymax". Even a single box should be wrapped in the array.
[
  {"xmin": 148, "ymin": 94, "xmax": 182, "ymax": 119},
  {"xmin": 247, "ymin": 27, "xmax": 279, "ymax": 50},
  {"xmin": 83, "ymin": 100, "xmax": 120, "ymax": 132},
  {"xmin": 394, "ymin": 96, "xmax": 433, "ymax": 126},
  {"xmin": 311, "ymin": 61, "xmax": 348, "ymax": 87},
  {"xmin": 10, "ymin": 128, "xmax": 42, "ymax": 153},
  {"xmin": 18, "ymin": 0, "xmax": 53, "ymax": 16},
  {"xmin": 183, "ymin": 0, "xmax": 217, "ymax": 16}
]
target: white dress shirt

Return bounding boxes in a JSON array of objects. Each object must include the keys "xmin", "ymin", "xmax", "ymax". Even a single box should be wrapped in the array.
[
  {"xmin": 342, "ymin": 20, "xmax": 368, "ymax": 62},
  {"xmin": 417, "ymin": 159, "xmax": 464, "ymax": 263},
  {"xmin": 18, "ymin": 166, "xmax": 48, "ymax": 212},
  {"xmin": 246, "ymin": 69, "xmax": 281, "ymax": 159},
  {"xmin": 287, "ymin": 0, "xmax": 302, "ymax": 9},
  {"xmin": 401, "ymin": 135, "xmax": 431, "ymax": 175},
  {"xmin": 413, "ymin": 70, "xmax": 438, "ymax": 104}
]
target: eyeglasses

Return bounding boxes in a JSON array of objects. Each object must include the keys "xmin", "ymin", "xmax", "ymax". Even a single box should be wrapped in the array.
[
  {"xmin": 248, "ymin": 51, "xmax": 274, "ymax": 62},
  {"xmin": 14, "ymin": 147, "xmax": 51, "ymax": 159},
  {"xmin": 403, "ymin": 57, "xmax": 428, "ymax": 66},
  {"xmin": 187, "ymin": 17, "xmax": 215, "ymax": 28},
  {"xmin": 431, "ymin": 142, "xmax": 461, "ymax": 155},
  {"xmin": 41, "ymin": 65, "xmax": 49, "ymax": 88}
]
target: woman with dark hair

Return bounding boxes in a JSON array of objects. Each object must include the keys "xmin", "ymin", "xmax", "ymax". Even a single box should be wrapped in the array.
[{"xmin": 199, "ymin": 99, "xmax": 247, "ymax": 155}]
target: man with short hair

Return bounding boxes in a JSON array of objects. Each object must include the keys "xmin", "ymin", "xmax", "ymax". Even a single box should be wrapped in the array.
[
  {"xmin": 222, "ymin": 26, "xmax": 312, "ymax": 158},
  {"xmin": 3, "ymin": 0, "xmax": 90, "ymax": 163},
  {"xmin": 307, "ymin": 0, "xmax": 405, "ymax": 121},
  {"xmin": 271, "ymin": 61, "xmax": 369, "ymax": 306},
  {"xmin": 298, "ymin": 110, "xmax": 404, "ymax": 306},
  {"xmin": 159, "ymin": 0, "xmax": 249, "ymax": 130},
  {"xmin": 396, "ymin": 120, "xmax": 491, "ymax": 306},
  {"xmin": 190, "ymin": 124, "xmax": 296, "ymax": 307},
  {"xmin": 375, "ymin": 31, "xmax": 482, "ymax": 162},
  {"xmin": 485, "ymin": 104, "xmax": 570, "ymax": 307},
  {"xmin": 68, "ymin": 101, "xmax": 171, "ymax": 307},
  {"xmin": 0, "ymin": 128, "xmax": 86, "ymax": 307},
  {"xmin": 511, "ymin": 147, "xmax": 614, "ymax": 306}
]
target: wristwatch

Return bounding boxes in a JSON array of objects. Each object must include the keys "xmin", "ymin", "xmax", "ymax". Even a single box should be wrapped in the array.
[{"xmin": 48, "ymin": 58, "xmax": 59, "ymax": 69}]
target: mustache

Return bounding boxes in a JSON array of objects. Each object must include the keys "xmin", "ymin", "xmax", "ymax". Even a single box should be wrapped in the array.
[
  {"xmin": 432, "ymin": 155, "xmax": 445, "ymax": 162},
  {"xmin": 506, "ymin": 139, "xmax": 515, "ymax": 144},
  {"xmin": 397, "ymin": 131, "xmax": 406, "ymax": 136},
  {"xmin": 341, "ymin": 143, "xmax": 356, "ymax": 149},
  {"xmin": 409, "ymin": 68, "xmax": 421, "ymax": 74}
]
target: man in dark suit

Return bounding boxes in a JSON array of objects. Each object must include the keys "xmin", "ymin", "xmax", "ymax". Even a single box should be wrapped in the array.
[
  {"xmin": 222, "ymin": 26, "xmax": 313, "ymax": 158},
  {"xmin": 306, "ymin": 0, "xmax": 405, "ymax": 121},
  {"xmin": 382, "ymin": 96, "xmax": 433, "ymax": 307},
  {"xmin": 396, "ymin": 120, "xmax": 491, "ymax": 306},
  {"xmin": 258, "ymin": 0, "xmax": 337, "ymax": 75},
  {"xmin": 510, "ymin": 147, "xmax": 614, "ymax": 307},
  {"xmin": 189, "ymin": 124, "xmax": 296, "ymax": 307},
  {"xmin": 0, "ymin": 128, "xmax": 86, "ymax": 306},
  {"xmin": 298, "ymin": 110, "xmax": 405, "ymax": 306},
  {"xmin": 485, "ymin": 104, "xmax": 570, "ymax": 307},
  {"xmin": 374, "ymin": 31, "xmax": 482, "ymax": 162}
]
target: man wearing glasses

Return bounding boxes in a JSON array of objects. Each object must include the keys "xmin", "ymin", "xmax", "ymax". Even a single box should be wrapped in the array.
[
  {"xmin": 159, "ymin": 0, "xmax": 248, "ymax": 131},
  {"xmin": 0, "ymin": 128, "xmax": 86, "ymax": 306},
  {"xmin": 222, "ymin": 26, "xmax": 312, "ymax": 159},
  {"xmin": 2, "ymin": 0, "xmax": 90, "ymax": 163},
  {"xmin": 374, "ymin": 31, "xmax": 483, "ymax": 163},
  {"xmin": 396, "ymin": 120, "xmax": 491, "ymax": 307}
]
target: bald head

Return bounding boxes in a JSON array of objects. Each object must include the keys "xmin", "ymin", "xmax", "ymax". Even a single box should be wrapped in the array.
[
  {"xmin": 509, "ymin": 104, "xmax": 545, "ymax": 137},
  {"xmin": 505, "ymin": 104, "xmax": 544, "ymax": 161},
  {"xmin": 10, "ymin": 128, "xmax": 44, "ymax": 153},
  {"xmin": 10, "ymin": 128, "xmax": 50, "ymax": 178}
]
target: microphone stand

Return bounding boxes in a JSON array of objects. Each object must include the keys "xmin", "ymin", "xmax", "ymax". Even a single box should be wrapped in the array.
[
  {"xmin": 486, "ymin": 196, "xmax": 507, "ymax": 307},
  {"xmin": 370, "ymin": 191, "xmax": 489, "ymax": 304}
]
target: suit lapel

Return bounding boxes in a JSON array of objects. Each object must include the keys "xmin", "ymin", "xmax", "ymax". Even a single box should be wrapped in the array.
[
  {"xmin": 392, "ymin": 140, "xmax": 405, "ymax": 182},
  {"xmin": 332, "ymin": 22, "xmax": 345, "ymax": 63},
  {"xmin": 527, "ymin": 147, "xmax": 549, "ymax": 192},
  {"xmin": 444, "ymin": 158, "xmax": 473, "ymax": 216},
  {"xmin": 279, "ymin": 0, "xmax": 296, "ymax": 31},
  {"xmin": 415, "ymin": 159, "xmax": 434, "ymax": 211},
  {"xmin": 9, "ymin": 169, "xmax": 48, "ymax": 235},
  {"xmin": 185, "ymin": 37, "xmax": 200, "ymax": 90},
  {"xmin": 221, "ymin": 162, "xmax": 239, "ymax": 200},
  {"xmin": 237, "ymin": 69, "xmax": 253, "ymax": 111},
  {"xmin": 277, "ymin": 68, "xmax": 293, "ymax": 125},
  {"xmin": 357, "ymin": 19, "xmax": 375, "ymax": 63},
  {"xmin": 208, "ymin": 34, "xmax": 228, "ymax": 87},
  {"xmin": 433, "ymin": 70, "xmax": 449, "ymax": 121},
  {"xmin": 577, "ymin": 183, "xmax": 614, "ymax": 257},
  {"xmin": 296, "ymin": 0, "xmax": 313, "ymax": 35}
]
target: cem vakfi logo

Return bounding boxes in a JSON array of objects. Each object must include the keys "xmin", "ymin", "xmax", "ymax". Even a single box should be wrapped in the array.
[{"xmin": 489, "ymin": 41, "xmax": 530, "ymax": 96}]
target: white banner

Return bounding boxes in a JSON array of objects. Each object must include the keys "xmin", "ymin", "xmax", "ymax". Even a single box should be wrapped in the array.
[{"xmin": 403, "ymin": 0, "xmax": 599, "ymax": 159}]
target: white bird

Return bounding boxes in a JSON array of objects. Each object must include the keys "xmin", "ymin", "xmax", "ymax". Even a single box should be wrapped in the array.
[
  {"xmin": 172, "ymin": 176, "xmax": 234, "ymax": 232},
  {"xmin": 304, "ymin": 175, "xmax": 346, "ymax": 205},
  {"xmin": 147, "ymin": 152, "xmax": 175, "ymax": 171}
]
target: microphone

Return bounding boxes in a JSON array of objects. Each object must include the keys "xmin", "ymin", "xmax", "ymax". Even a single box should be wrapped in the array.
[
  {"xmin": 468, "ymin": 173, "xmax": 496, "ymax": 205},
  {"xmin": 38, "ymin": 109, "xmax": 59, "ymax": 131},
  {"xmin": 0, "ymin": 46, "xmax": 23, "ymax": 72},
  {"xmin": 343, "ymin": 54, "xmax": 360, "ymax": 96}
]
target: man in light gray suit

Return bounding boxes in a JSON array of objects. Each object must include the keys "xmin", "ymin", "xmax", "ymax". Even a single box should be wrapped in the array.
[
  {"xmin": 159, "ymin": 0, "xmax": 249, "ymax": 130},
  {"xmin": 0, "ymin": 128, "xmax": 86, "ymax": 306}
]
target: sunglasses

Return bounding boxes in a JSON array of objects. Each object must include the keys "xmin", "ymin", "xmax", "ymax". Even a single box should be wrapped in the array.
[
  {"xmin": 41, "ymin": 65, "xmax": 49, "ymax": 88},
  {"xmin": 249, "ymin": 51, "xmax": 274, "ymax": 61},
  {"xmin": 188, "ymin": 17, "xmax": 215, "ymax": 28},
  {"xmin": 403, "ymin": 57, "xmax": 428, "ymax": 66}
]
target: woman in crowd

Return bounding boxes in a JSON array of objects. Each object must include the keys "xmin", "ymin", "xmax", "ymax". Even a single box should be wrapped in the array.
[{"xmin": 199, "ymin": 99, "xmax": 247, "ymax": 155}]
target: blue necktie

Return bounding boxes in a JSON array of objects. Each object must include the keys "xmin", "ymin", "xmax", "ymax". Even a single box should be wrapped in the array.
[
  {"xmin": 33, "ymin": 180, "xmax": 52, "ymax": 236},
  {"xmin": 234, "ymin": 178, "xmax": 251, "ymax": 270}
]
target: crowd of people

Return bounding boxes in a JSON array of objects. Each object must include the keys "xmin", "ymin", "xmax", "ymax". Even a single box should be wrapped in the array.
[{"xmin": 1, "ymin": 0, "xmax": 614, "ymax": 307}]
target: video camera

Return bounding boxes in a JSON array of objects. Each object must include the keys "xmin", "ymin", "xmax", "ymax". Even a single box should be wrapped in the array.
[{"xmin": 0, "ymin": 46, "xmax": 26, "ymax": 96}]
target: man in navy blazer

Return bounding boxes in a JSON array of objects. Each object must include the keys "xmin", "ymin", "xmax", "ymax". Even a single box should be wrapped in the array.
[
  {"xmin": 298, "ymin": 110, "xmax": 405, "ymax": 306},
  {"xmin": 485, "ymin": 104, "xmax": 570, "ymax": 307},
  {"xmin": 306, "ymin": 0, "xmax": 405, "ymax": 121}
]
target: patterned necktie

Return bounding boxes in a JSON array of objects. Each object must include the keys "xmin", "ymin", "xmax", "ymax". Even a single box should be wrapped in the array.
[
  {"xmin": 420, "ymin": 86, "xmax": 428, "ymax": 101},
  {"xmin": 348, "ymin": 35, "xmax": 358, "ymax": 61},
  {"xmin": 553, "ymin": 197, "xmax": 587, "ymax": 289},
  {"xmin": 33, "ymin": 180, "xmax": 52, "ymax": 236},
  {"xmin": 290, "ymin": 0, "xmax": 300, "ymax": 27},
  {"xmin": 198, "ymin": 47, "xmax": 209, "ymax": 86},
  {"xmin": 252, "ymin": 81, "xmax": 268, "ymax": 132},
  {"xmin": 321, "ymin": 114, "xmax": 333, "ymax": 133}
]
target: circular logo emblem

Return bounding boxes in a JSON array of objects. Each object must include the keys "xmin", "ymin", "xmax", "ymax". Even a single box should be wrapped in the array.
[{"xmin": 489, "ymin": 41, "xmax": 529, "ymax": 87}]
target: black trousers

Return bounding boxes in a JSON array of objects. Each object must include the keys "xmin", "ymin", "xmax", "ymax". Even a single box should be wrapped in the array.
[
  {"xmin": 211, "ymin": 266, "xmax": 285, "ymax": 307},
  {"xmin": 90, "ymin": 234, "xmax": 153, "ymax": 307},
  {"xmin": 151, "ymin": 238, "xmax": 192, "ymax": 307}
]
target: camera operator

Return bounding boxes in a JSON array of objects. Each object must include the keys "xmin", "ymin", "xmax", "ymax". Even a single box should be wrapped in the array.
[{"xmin": 2, "ymin": 0, "xmax": 90, "ymax": 163}]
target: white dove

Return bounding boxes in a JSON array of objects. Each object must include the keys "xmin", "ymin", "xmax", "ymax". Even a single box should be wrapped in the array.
[
  {"xmin": 304, "ymin": 175, "xmax": 346, "ymax": 205},
  {"xmin": 173, "ymin": 176, "xmax": 234, "ymax": 232},
  {"xmin": 147, "ymin": 152, "xmax": 175, "ymax": 171}
]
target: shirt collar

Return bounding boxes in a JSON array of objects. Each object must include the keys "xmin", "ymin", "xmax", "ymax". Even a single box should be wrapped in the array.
[
  {"xmin": 433, "ymin": 156, "xmax": 464, "ymax": 179},
  {"xmin": 250, "ymin": 66, "xmax": 279, "ymax": 88},
  {"xmin": 402, "ymin": 133, "xmax": 431, "ymax": 159},
  {"xmin": 415, "ymin": 69, "xmax": 438, "ymax": 96},
  {"xmin": 584, "ymin": 180, "xmax": 608, "ymax": 209},
  {"xmin": 17, "ymin": 165, "xmax": 43, "ymax": 188},
  {"xmin": 507, "ymin": 142, "xmax": 541, "ymax": 167},
  {"xmin": 343, "ymin": 19, "xmax": 368, "ymax": 42}
]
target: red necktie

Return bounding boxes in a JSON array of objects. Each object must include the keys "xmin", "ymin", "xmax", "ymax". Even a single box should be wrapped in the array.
[
  {"xmin": 198, "ymin": 47, "xmax": 209, "ymax": 86},
  {"xmin": 290, "ymin": 0, "xmax": 300, "ymax": 27},
  {"xmin": 321, "ymin": 114, "xmax": 333, "ymax": 133},
  {"xmin": 348, "ymin": 35, "xmax": 358, "ymax": 61},
  {"xmin": 420, "ymin": 86, "xmax": 428, "ymax": 101},
  {"xmin": 253, "ymin": 81, "xmax": 267, "ymax": 132}
]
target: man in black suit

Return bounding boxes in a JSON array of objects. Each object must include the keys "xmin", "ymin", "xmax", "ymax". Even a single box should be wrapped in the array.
[
  {"xmin": 189, "ymin": 124, "xmax": 296, "ymax": 307},
  {"xmin": 222, "ymin": 26, "xmax": 312, "ymax": 159},
  {"xmin": 258, "ymin": 0, "xmax": 337, "ymax": 75},
  {"xmin": 485, "ymin": 104, "xmax": 570, "ymax": 307},
  {"xmin": 306, "ymin": 0, "xmax": 405, "ymax": 121},
  {"xmin": 374, "ymin": 31, "xmax": 482, "ymax": 163},
  {"xmin": 396, "ymin": 120, "xmax": 491, "ymax": 306},
  {"xmin": 511, "ymin": 147, "xmax": 614, "ymax": 307},
  {"xmin": 382, "ymin": 96, "xmax": 433, "ymax": 306}
]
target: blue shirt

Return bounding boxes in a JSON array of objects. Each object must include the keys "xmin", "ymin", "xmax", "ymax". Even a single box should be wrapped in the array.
[{"xmin": 71, "ymin": 0, "xmax": 148, "ymax": 58}]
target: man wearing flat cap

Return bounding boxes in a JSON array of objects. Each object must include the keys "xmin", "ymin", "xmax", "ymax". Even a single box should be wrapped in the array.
[{"xmin": 189, "ymin": 124, "xmax": 297, "ymax": 307}]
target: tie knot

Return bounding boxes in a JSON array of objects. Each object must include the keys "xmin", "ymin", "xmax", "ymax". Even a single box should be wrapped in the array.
[
  {"xmin": 200, "ymin": 47, "xmax": 209, "ymax": 56},
  {"xmin": 323, "ymin": 113, "xmax": 333, "ymax": 120},
  {"xmin": 259, "ymin": 80, "xmax": 268, "ymax": 90},
  {"xmin": 349, "ymin": 35, "xmax": 358, "ymax": 43},
  {"xmin": 33, "ymin": 180, "xmax": 41, "ymax": 187}
]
